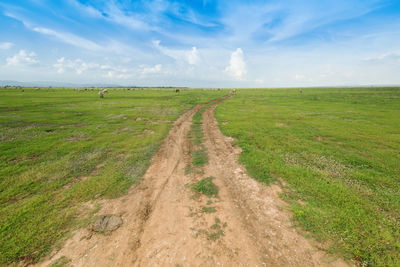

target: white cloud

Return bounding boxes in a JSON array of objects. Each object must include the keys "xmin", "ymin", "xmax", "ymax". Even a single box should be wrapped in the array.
[
  {"xmin": 105, "ymin": 2, "xmax": 150, "ymax": 31},
  {"xmin": 5, "ymin": 12, "xmax": 101, "ymax": 51},
  {"xmin": 7, "ymin": 50, "xmax": 38, "ymax": 66},
  {"xmin": 105, "ymin": 69, "xmax": 132, "ymax": 79},
  {"xmin": 54, "ymin": 57, "xmax": 100, "ymax": 75},
  {"xmin": 32, "ymin": 27, "xmax": 101, "ymax": 51},
  {"xmin": 154, "ymin": 40, "xmax": 201, "ymax": 65},
  {"xmin": 0, "ymin": 42, "xmax": 14, "ymax": 50},
  {"xmin": 225, "ymin": 48, "xmax": 246, "ymax": 80},
  {"xmin": 187, "ymin": 47, "xmax": 200, "ymax": 65},
  {"xmin": 142, "ymin": 64, "xmax": 162, "ymax": 75},
  {"xmin": 364, "ymin": 52, "xmax": 400, "ymax": 63},
  {"xmin": 53, "ymin": 57, "xmax": 134, "ymax": 79},
  {"xmin": 69, "ymin": 0, "xmax": 103, "ymax": 18}
]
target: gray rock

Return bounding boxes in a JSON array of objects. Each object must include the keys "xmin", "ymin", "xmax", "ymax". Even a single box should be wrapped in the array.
[{"xmin": 92, "ymin": 215, "xmax": 122, "ymax": 233}]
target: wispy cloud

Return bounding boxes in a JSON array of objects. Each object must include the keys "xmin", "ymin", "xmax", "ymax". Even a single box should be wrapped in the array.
[
  {"xmin": 4, "ymin": 12, "xmax": 102, "ymax": 51},
  {"xmin": 1, "ymin": 0, "xmax": 400, "ymax": 87},
  {"xmin": 33, "ymin": 26, "xmax": 102, "ymax": 51},
  {"xmin": 0, "ymin": 42, "xmax": 14, "ymax": 50}
]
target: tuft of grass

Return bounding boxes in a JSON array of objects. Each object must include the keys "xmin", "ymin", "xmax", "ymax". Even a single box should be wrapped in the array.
[
  {"xmin": 216, "ymin": 87, "xmax": 400, "ymax": 265},
  {"xmin": 184, "ymin": 165, "xmax": 193, "ymax": 175},
  {"xmin": 206, "ymin": 217, "xmax": 226, "ymax": 241},
  {"xmin": 192, "ymin": 177, "xmax": 219, "ymax": 197},
  {"xmin": 191, "ymin": 149, "xmax": 208, "ymax": 167},
  {"xmin": 49, "ymin": 256, "xmax": 71, "ymax": 267},
  {"xmin": 202, "ymin": 206, "xmax": 217, "ymax": 213},
  {"xmin": 187, "ymin": 99, "xmax": 224, "ymax": 171}
]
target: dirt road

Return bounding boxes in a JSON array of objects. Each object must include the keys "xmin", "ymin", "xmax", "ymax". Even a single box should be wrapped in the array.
[{"xmin": 40, "ymin": 98, "xmax": 350, "ymax": 266}]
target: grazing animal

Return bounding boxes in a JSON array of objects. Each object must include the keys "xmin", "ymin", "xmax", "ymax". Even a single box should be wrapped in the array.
[
  {"xmin": 230, "ymin": 89, "xmax": 237, "ymax": 95},
  {"xmin": 299, "ymin": 89, "xmax": 303, "ymax": 94},
  {"xmin": 99, "ymin": 89, "xmax": 108, "ymax": 98},
  {"xmin": 175, "ymin": 89, "xmax": 180, "ymax": 93}
]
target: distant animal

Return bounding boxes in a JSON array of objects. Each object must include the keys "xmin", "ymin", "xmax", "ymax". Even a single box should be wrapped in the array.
[
  {"xmin": 299, "ymin": 89, "xmax": 303, "ymax": 94},
  {"xmin": 175, "ymin": 89, "xmax": 180, "ymax": 93},
  {"xmin": 99, "ymin": 89, "xmax": 108, "ymax": 98},
  {"xmin": 230, "ymin": 89, "xmax": 237, "ymax": 95}
]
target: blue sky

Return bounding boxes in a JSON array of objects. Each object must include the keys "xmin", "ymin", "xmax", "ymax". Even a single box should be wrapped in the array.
[{"xmin": 1, "ymin": 0, "xmax": 400, "ymax": 87}]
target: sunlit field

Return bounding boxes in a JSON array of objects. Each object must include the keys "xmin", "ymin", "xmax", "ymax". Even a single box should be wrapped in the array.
[
  {"xmin": 216, "ymin": 87, "xmax": 400, "ymax": 266},
  {"xmin": 0, "ymin": 87, "xmax": 225, "ymax": 264}
]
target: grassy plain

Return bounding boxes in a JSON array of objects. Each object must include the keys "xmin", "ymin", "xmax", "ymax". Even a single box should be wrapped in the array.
[
  {"xmin": 0, "ymin": 87, "xmax": 225, "ymax": 264},
  {"xmin": 216, "ymin": 88, "xmax": 400, "ymax": 266}
]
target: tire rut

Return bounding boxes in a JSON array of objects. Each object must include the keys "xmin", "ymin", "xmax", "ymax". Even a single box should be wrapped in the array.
[{"xmin": 38, "ymin": 97, "xmax": 351, "ymax": 267}]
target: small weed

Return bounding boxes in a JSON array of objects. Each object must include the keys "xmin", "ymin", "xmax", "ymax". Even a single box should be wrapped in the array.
[
  {"xmin": 192, "ymin": 177, "xmax": 219, "ymax": 197},
  {"xmin": 202, "ymin": 206, "xmax": 217, "ymax": 213},
  {"xmin": 191, "ymin": 149, "xmax": 208, "ymax": 167},
  {"xmin": 50, "ymin": 256, "xmax": 71, "ymax": 267},
  {"xmin": 184, "ymin": 165, "xmax": 193, "ymax": 175},
  {"xmin": 206, "ymin": 217, "xmax": 225, "ymax": 241}
]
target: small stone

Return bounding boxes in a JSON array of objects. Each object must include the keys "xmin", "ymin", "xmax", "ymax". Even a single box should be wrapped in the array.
[{"xmin": 92, "ymin": 215, "xmax": 123, "ymax": 233}]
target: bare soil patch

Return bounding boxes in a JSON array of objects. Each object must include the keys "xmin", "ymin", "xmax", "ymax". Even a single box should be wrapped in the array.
[{"xmin": 38, "ymin": 98, "xmax": 350, "ymax": 266}]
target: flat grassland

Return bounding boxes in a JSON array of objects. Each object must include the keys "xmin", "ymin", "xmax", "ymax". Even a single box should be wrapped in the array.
[
  {"xmin": 216, "ymin": 88, "xmax": 400, "ymax": 266},
  {"xmin": 0, "ymin": 88, "xmax": 225, "ymax": 264}
]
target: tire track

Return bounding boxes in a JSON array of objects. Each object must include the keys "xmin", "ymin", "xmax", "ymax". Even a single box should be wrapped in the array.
[{"xmin": 38, "ymin": 97, "xmax": 350, "ymax": 267}]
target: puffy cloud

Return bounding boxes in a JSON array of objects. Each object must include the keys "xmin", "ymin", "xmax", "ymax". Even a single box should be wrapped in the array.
[
  {"xmin": 53, "ymin": 57, "xmax": 134, "ymax": 79},
  {"xmin": 0, "ymin": 42, "xmax": 14, "ymax": 50},
  {"xmin": 142, "ymin": 64, "xmax": 162, "ymax": 75},
  {"xmin": 54, "ymin": 57, "xmax": 100, "ymax": 75},
  {"xmin": 105, "ymin": 69, "xmax": 132, "ymax": 79},
  {"xmin": 6, "ymin": 50, "xmax": 38, "ymax": 66},
  {"xmin": 187, "ymin": 47, "xmax": 200, "ymax": 65},
  {"xmin": 225, "ymin": 48, "xmax": 246, "ymax": 80}
]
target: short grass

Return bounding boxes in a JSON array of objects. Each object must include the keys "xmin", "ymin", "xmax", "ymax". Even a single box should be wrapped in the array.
[
  {"xmin": 49, "ymin": 256, "xmax": 71, "ymax": 267},
  {"xmin": 192, "ymin": 176, "xmax": 219, "ymax": 197},
  {"xmin": 202, "ymin": 206, "xmax": 217, "ymax": 213},
  {"xmin": 191, "ymin": 149, "xmax": 208, "ymax": 167},
  {"xmin": 215, "ymin": 87, "xmax": 400, "ymax": 266},
  {"xmin": 0, "ymin": 87, "xmax": 226, "ymax": 264},
  {"xmin": 187, "ymin": 100, "xmax": 220, "ymax": 170},
  {"xmin": 207, "ymin": 217, "xmax": 226, "ymax": 241}
]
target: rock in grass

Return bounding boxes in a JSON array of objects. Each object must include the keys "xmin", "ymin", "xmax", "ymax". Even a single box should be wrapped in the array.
[{"xmin": 92, "ymin": 215, "xmax": 122, "ymax": 233}]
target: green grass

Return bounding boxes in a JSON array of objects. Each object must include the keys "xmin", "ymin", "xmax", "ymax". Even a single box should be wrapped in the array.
[
  {"xmin": 215, "ymin": 87, "xmax": 400, "ymax": 266},
  {"xmin": 191, "ymin": 150, "xmax": 208, "ymax": 167},
  {"xmin": 187, "ymin": 100, "xmax": 221, "ymax": 170},
  {"xmin": 49, "ymin": 256, "xmax": 71, "ymax": 267},
  {"xmin": 206, "ymin": 217, "xmax": 226, "ymax": 241},
  {"xmin": 0, "ymin": 87, "xmax": 226, "ymax": 265},
  {"xmin": 192, "ymin": 176, "xmax": 219, "ymax": 197},
  {"xmin": 202, "ymin": 206, "xmax": 217, "ymax": 213}
]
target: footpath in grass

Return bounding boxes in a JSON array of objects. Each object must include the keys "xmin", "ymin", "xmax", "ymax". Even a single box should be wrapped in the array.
[
  {"xmin": 0, "ymin": 87, "xmax": 226, "ymax": 265},
  {"xmin": 215, "ymin": 88, "xmax": 400, "ymax": 266}
]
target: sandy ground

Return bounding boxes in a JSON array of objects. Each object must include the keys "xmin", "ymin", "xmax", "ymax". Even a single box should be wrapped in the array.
[{"xmin": 38, "ymin": 97, "xmax": 351, "ymax": 267}]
